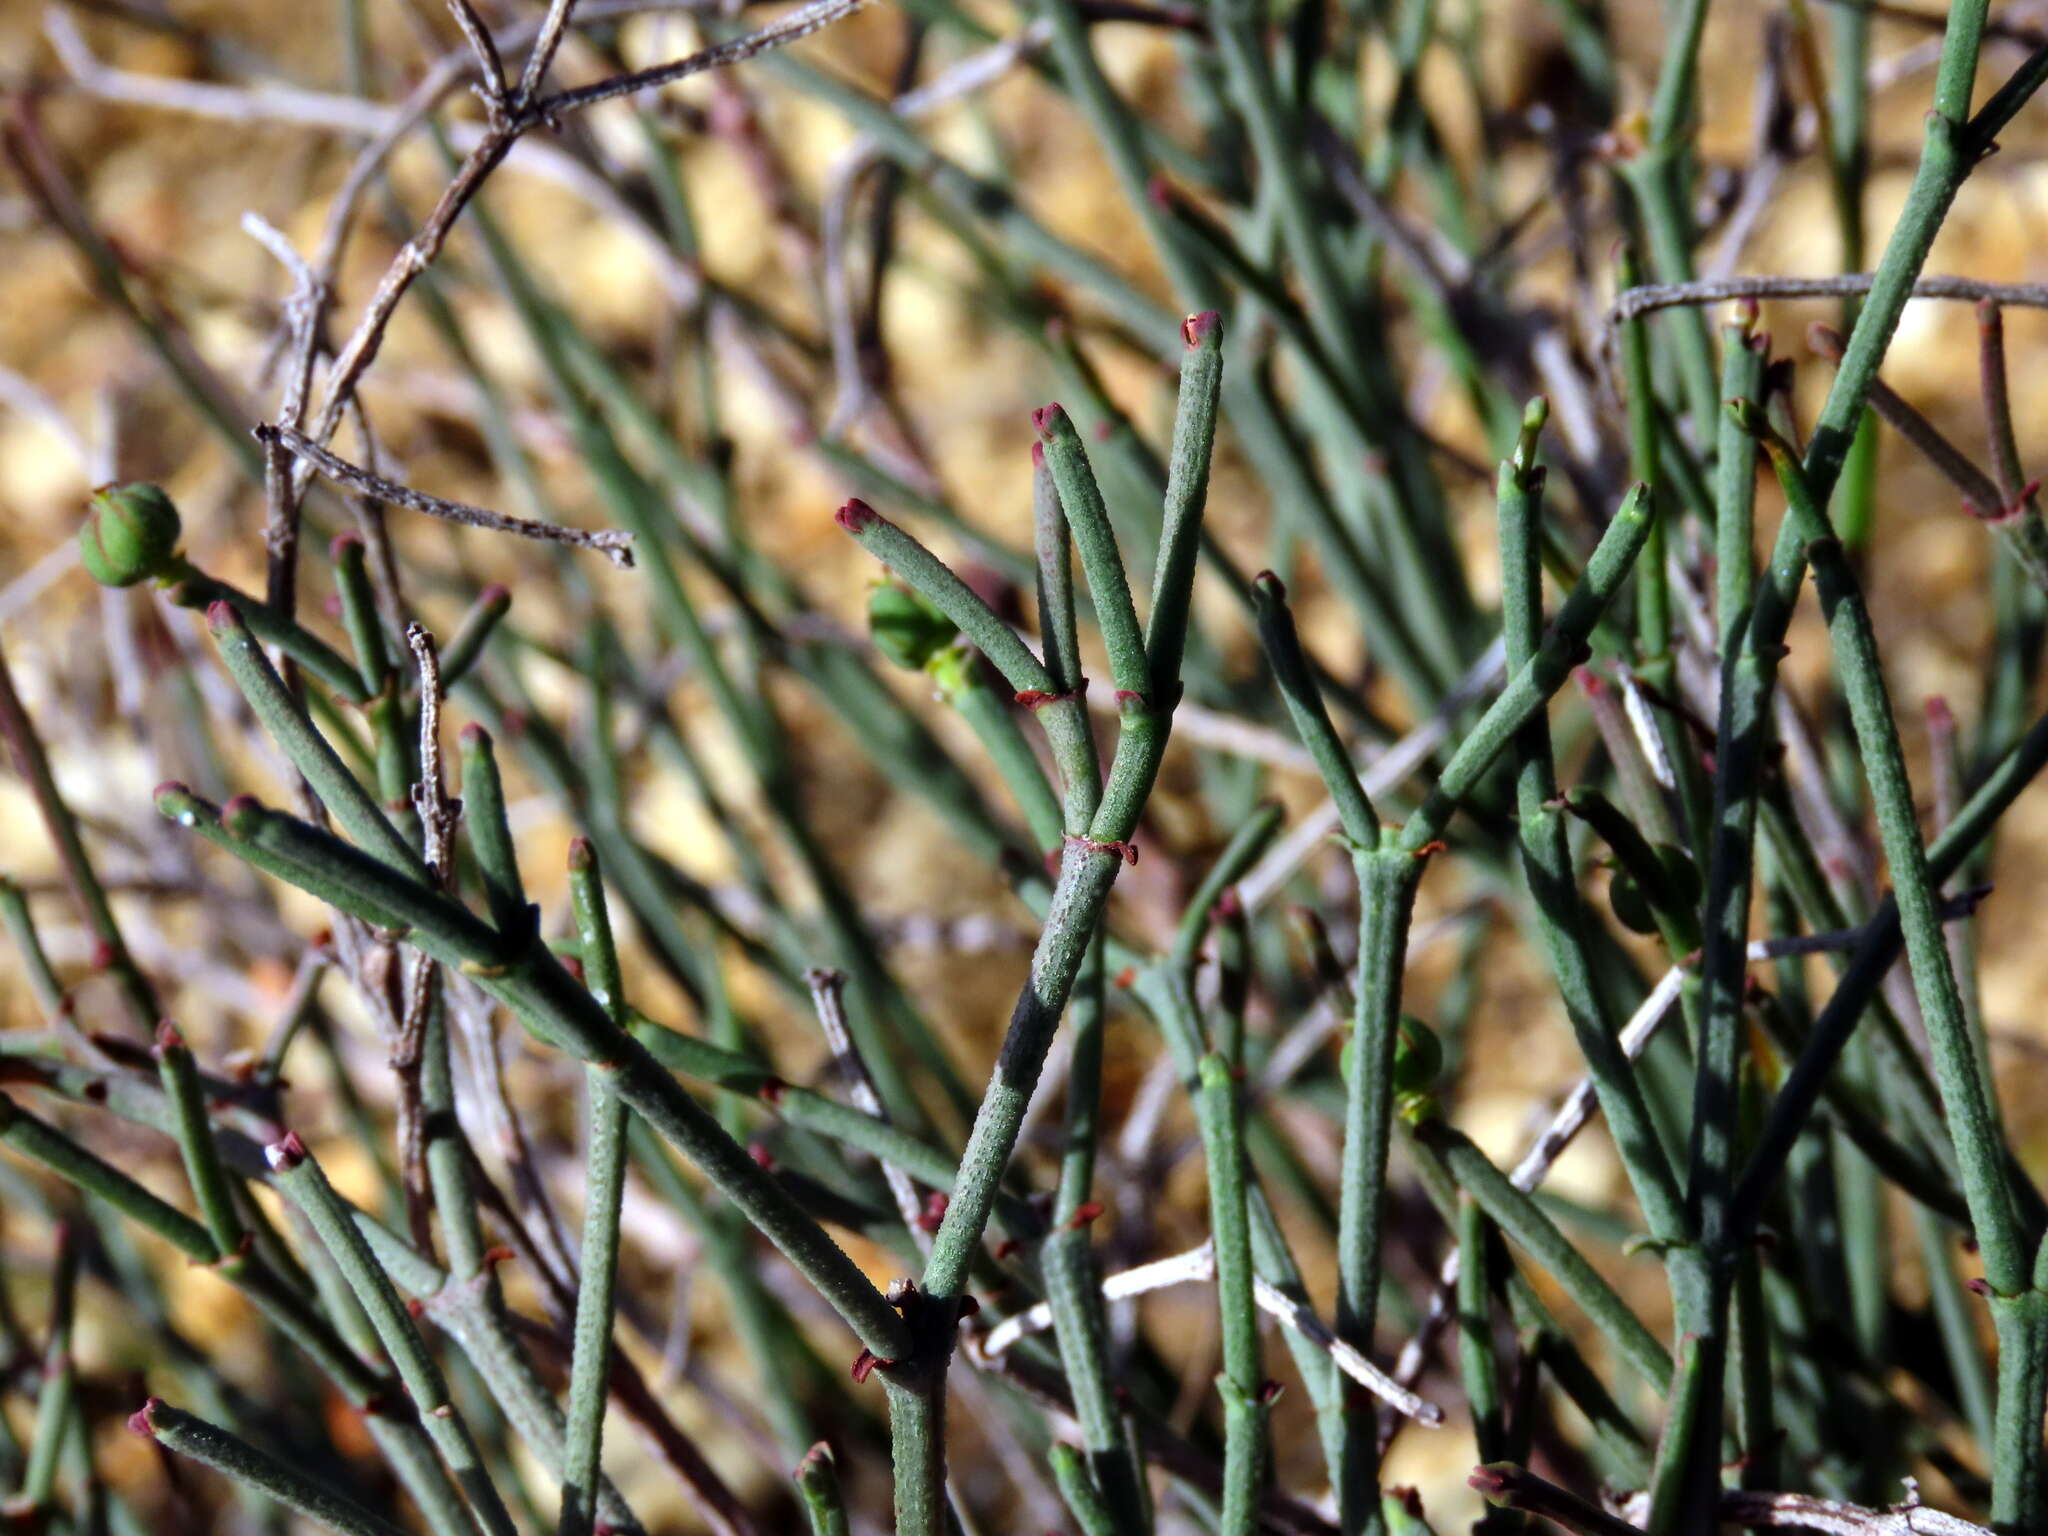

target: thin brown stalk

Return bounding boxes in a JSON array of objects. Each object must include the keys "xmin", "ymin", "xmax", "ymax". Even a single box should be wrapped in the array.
[
  {"xmin": 297, "ymin": 0, "xmax": 863, "ymax": 483},
  {"xmin": 441, "ymin": 0, "xmax": 510, "ymax": 106},
  {"xmin": 1808, "ymin": 322, "xmax": 2007, "ymax": 511},
  {"xmin": 513, "ymin": 0, "xmax": 583, "ymax": 106},
  {"xmin": 804, "ymin": 966, "xmax": 927, "ymax": 1243},
  {"xmin": 243, "ymin": 213, "xmax": 329, "ymax": 620},
  {"xmin": 525, "ymin": 0, "xmax": 868, "ymax": 118},
  {"xmin": 259, "ymin": 425, "xmax": 636, "ymax": 566},
  {"xmin": 1611, "ymin": 272, "xmax": 2048, "ymax": 330},
  {"xmin": 1977, "ymin": 299, "xmax": 2030, "ymax": 503},
  {"xmin": 391, "ymin": 626, "xmax": 455, "ymax": 1248}
]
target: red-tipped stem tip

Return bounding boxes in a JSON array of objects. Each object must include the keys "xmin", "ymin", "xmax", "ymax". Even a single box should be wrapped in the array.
[
  {"xmin": 835, "ymin": 498, "xmax": 880, "ymax": 534},
  {"xmin": 264, "ymin": 1130, "xmax": 309, "ymax": 1172},
  {"xmin": 1467, "ymin": 1465, "xmax": 1513, "ymax": 1499},
  {"xmin": 1182, "ymin": 311, "xmax": 1221, "ymax": 348},
  {"xmin": 128, "ymin": 1399, "xmax": 164, "ymax": 1438},
  {"xmin": 797, "ymin": 1442, "xmax": 834, "ymax": 1478}
]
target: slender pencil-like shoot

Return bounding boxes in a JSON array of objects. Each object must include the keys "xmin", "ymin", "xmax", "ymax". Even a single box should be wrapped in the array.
[
  {"xmin": 130, "ymin": 1399, "xmax": 413, "ymax": 1536},
  {"xmin": 151, "ymin": 1022, "xmax": 247, "ymax": 1266},
  {"xmin": 266, "ymin": 1131, "xmax": 518, "ymax": 1536},
  {"xmin": 794, "ymin": 1443, "xmax": 851, "ymax": 1536},
  {"xmin": 12, "ymin": 11, "xmax": 2048, "ymax": 1534},
  {"xmin": 1199, "ymin": 1051, "xmax": 1264, "ymax": 1536},
  {"xmin": 559, "ymin": 838, "xmax": 631, "ymax": 1536}
]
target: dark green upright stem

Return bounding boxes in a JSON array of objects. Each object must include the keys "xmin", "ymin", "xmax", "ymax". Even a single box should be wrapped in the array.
[{"xmin": 559, "ymin": 840, "xmax": 631, "ymax": 1536}]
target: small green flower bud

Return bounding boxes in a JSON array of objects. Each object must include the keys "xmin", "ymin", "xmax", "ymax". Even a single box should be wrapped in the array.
[
  {"xmin": 925, "ymin": 642, "xmax": 977, "ymax": 702},
  {"xmin": 867, "ymin": 580, "xmax": 958, "ymax": 671},
  {"xmin": 79, "ymin": 483, "xmax": 182, "ymax": 588},
  {"xmin": 1608, "ymin": 869, "xmax": 1658, "ymax": 936},
  {"xmin": 1392, "ymin": 1015, "xmax": 1442, "ymax": 1099},
  {"xmin": 1337, "ymin": 1014, "xmax": 1443, "ymax": 1122}
]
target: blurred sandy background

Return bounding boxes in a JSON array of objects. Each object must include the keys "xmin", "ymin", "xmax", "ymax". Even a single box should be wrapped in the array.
[{"xmin": 6, "ymin": 0, "xmax": 2048, "ymax": 1524}]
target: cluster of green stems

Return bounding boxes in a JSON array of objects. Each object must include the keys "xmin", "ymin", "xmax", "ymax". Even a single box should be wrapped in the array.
[{"xmin": 8, "ymin": 0, "xmax": 2048, "ymax": 1530}]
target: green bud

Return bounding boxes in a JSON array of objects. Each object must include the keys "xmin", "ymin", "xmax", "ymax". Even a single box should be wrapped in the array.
[
  {"xmin": 80, "ymin": 483, "xmax": 182, "ymax": 588},
  {"xmin": 925, "ymin": 642, "xmax": 977, "ymax": 702},
  {"xmin": 1392, "ymin": 1014, "xmax": 1442, "ymax": 1099},
  {"xmin": 1335, "ymin": 1014, "xmax": 1441, "ymax": 1096},
  {"xmin": 1608, "ymin": 868, "xmax": 1659, "ymax": 936},
  {"xmin": 1653, "ymin": 842, "xmax": 1701, "ymax": 910},
  {"xmin": 867, "ymin": 581, "xmax": 958, "ymax": 671}
]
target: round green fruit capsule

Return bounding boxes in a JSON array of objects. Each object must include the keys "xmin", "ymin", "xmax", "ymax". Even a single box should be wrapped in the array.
[{"xmin": 80, "ymin": 483, "xmax": 182, "ymax": 588}]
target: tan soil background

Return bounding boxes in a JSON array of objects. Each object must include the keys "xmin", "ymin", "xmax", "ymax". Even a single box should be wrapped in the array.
[{"xmin": 4, "ymin": 0, "xmax": 2048, "ymax": 1526}]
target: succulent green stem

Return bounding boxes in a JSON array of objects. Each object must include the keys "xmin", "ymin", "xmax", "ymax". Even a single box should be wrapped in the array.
[
  {"xmin": 1200, "ymin": 1052, "xmax": 1265, "ymax": 1536},
  {"xmin": 132, "ymin": 1399, "xmax": 411, "ymax": 1536},
  {"xmin": 559, "ymin": 839, "xmax": 631, "ymax": 1536},
  {"xmin": 157, "ymin": 785, "xmax": 911, "ymax": 1362},
  {"xmin": 152, "ymin": 1023, "xmax": 247, "ymax": 1265},
  {"xmin": 267, "ymin": 1132, "xmax": 518, "ymax": 1536}
]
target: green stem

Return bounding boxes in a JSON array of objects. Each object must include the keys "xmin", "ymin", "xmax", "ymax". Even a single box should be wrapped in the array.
[
  {"xmin": 206, "ymin": 601, "xmax": 425, "ymax": 880},
  {"xmin": 1745, "ymin": 421, "xmax": 2042, "ymax": 1524},
  {"xmin": 1033, "ymin": 403, "xmax": 1148, "ymax": 702},
  {"xmin": 15, "ymin": 1221, "xmax": 77, "ymax": 1514},
  {"xmin": 437, "ymin": 583, "xmax": 513, "ymax": 687},
  {"xmin": 932, "ymin": 650, "xmax": 1064, "ymax": 855},
  {"xmin": 161, "ymin": 786, "xmax": 909, "ymax": 1359},
  {"xmin": 1249, "ymin": 572, "xmax": 1380, "ymax": 849},
  {"xmin": 836, "ymin": 503, "xmax": 1055, "ymax": 698},
  {"xmin": 1200, "ymin": 1053, "xmax": 1265, "ymax": 1536},
  {"xmin": 795, "ymin": 1443, "xmax": 852, "ymax": 1536},
  {"xmin": 1497, "ymin": 402, "xmax": 1686, "ymax": 1245},
  {"xmin": 132, "ymin": 1399, "xmax": 411, "ymax": 1536},
  {"xmin": 1455, "ymin": 1198, "xmax": 1513, "ymax": 1502},
  {"xmin": 1144, "ymin": 311, "xmax": 1225, "ymax": 698},
  {"xmin": 1747, "ymin": 417, "xmax": 2024, "ymax": 1285},
  {"xmin": 1989, "ymin": 1255, "xmax": 2048, "ymax": 1532},
  {"xmin": 1049, "ymin": 1441, "xmax": 1119, "ymax": 1536},
  {"xmin": 1332, "ymin": 847, "xmax": 1420, "ymax": 1527},
  {"xmin": 0, "ymin": 877, "xmax": 64, "ymax": 1021},
  {"xmin": 559, "ymin": 839, "xmax": 631, "ymax": 1536},
  {"xmin": 1252, "ymin": 481, "xmax": 1656, "ymax": 1530},
  {"xmin": 882, "ymin": 1370, "xmax": 947, "ymax": 1536},
  {"xmin": 0, "ymin": 644, "xmax": 160, "ymax": 1033},
  {"xmin": 152, "ymin": 1023, "xmax": 247, "ymax": 1264},
  {"xmin": 0, "ymin": 1089, "xmax": 477, "ymax": 1533},
  {"xmin": 1415, "ymin": 1120, "xmax": 1671, "ymax": 1389},
  {"xmin": 268, "ymin": 1133, "xmax": 518, "ymax": 1536},
  {"xmin": 163, "ymin": 564, "xmax": 374, "ymax": 705},
  {"xmin": 458, "ymin": 724, "xmax": 533, "ymax": 937}
]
